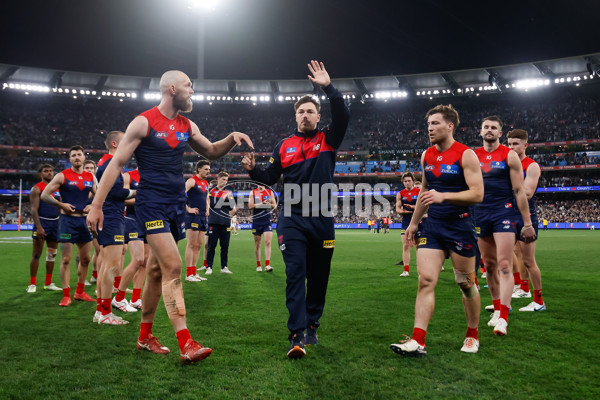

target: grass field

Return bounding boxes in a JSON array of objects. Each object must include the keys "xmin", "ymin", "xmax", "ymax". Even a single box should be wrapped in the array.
[{"xmin": 0, "ymin": 229, "xmax": 599, "ymax": 400}]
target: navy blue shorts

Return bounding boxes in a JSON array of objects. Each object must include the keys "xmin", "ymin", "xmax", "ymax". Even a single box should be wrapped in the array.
[
  {"xmin": 515, "ymin": 215, "xmax": 539, "ymax": 242},
  {"xmin": 58, "ymin": 215, "xmax": 93, "ymax": 244},
  {"xmin": 474, "ymin": 207, "xmax": 518, "ymax": 237},
  {"xmin": 124, "ymin": 216, "xmax": 144, "ymax": 243},
  {"xmin": 185, "ymin": 214, "xmax": 208, "ymax": 231},
  {"xmin": 97, "ymin": 216, "xmax": 125, "ymax": 247},
  {"xmin": 400, "ymin": 217, "xmax": 412, "ymax": 234},
  {"xmin": 418, "ymin": 216, "xmax": 477, "ymax": 257},
  {"xmin": 252, "ymin": 222, "xmax": 273, "ymax": 236},
  {"xmin": 136, "ymin": 202, "xmax": 186, "ymax": 242},
  {"xmin": 32, "ymin": 217, "xmax": 59, "ymax": 242}
]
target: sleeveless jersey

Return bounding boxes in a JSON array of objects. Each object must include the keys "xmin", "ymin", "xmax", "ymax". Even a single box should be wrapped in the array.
[
  {"xmin": 135, "ymin": 106, "xmax": 192, "ymax": 204},
  {"xmin": 187, "ymin": 175, "xmax": 208, "ymax": 215},
  {"xmin": 521, "ymin": 156, "xmax": 538, "ymax": 217},
  {"xmin": 251, "ymin": 188, "xmax": 273, "ymax": 223},
  {"xmin": 125, "ymin": 169, "xmax": 140, "ymax": 217},
  {"xmin": 399, "ymin": 187, "xmax": 420, "ymax": 225},
  {"xmin": 208, "ymin": 187, "xmax": 234, "ymax": 226},
  {"xmin": 59, "ymin": 168, "xmax": 94, "ymax": 212},
  {"xmin": 423, "ymin": 141, "xmax": 471, "ymax": 219},
  {"xmin": 34, "ymin": 181, "xmax": 60, "ymax": 218},
  {"xmin": 97, "ymin": 154, "xmax": 127, "ymax": 216},
  {"xmin": 474, "ymin": 144, "xmax": 514, "ymax": 209}
]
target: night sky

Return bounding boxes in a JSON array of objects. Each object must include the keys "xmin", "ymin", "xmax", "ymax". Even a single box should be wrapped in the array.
[{"xmin": 1, "ymin": 0, "xmax": 599, "ymax": 80}]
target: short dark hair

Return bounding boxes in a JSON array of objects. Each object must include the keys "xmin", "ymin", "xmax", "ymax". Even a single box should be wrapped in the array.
[
  {"xmin": 482, "ymin": 115, "xmax": 503, "ymax": 129},
  {"xmin": 217, "ymin": 171, "xmax": 229, "ymax": 178},
  {"xmin": 196, "ymin": 160, "xmax": 210, "ymax": 172},
  {"xmin": 37, "ymin": 163, "xmax": 54, "ymax": 173},
  {"xmin": 68, "ymin": 145, "xmax": 85, "ymax": 156},
  {"xmin": 425, "ymin": 104, "xmax": 460, "ymax": 130},
  {"xmin": 401, "ymin": 172, "xmax": 415, "ymax": 182},
  {"xmin": 506, "ymin": 129, "xmax": 528, "ymax": 142},
  {"xmin": 104, "ymin": 131, "xmax": 124, "ymax": 150},
  {"xmin": 294, "ymin": 95, "xmax": 321, "ymax": 113}
]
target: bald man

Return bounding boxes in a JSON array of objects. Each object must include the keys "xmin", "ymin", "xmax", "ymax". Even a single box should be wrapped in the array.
[{"xmin": 87, "ymin": 70, "xmax": 253, "ymax": 364}]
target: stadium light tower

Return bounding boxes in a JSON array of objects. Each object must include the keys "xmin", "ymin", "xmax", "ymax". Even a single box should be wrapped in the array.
[{"xmin": 184, "ymin": 0, "xmax": 223, "ymax": 79}]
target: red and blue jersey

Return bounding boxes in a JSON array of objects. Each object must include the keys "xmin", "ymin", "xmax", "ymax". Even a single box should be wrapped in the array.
[
  {"xmin": 187, "ymin": 175, "xmax": 208, "ymax": 215},
  {"xmin": 97, "ymin": 154, "xmax": 129, "ymax": 217},
  {"xmin": 475, "ymin": 144, "xmax": 514, "ymax": 210},
  {"xmin": 423, "ymin": 141, "xmax": 471, "ymax": 219},
  {"xmin": 399, "ymin": 187, "xmax": 420, "ymax": 225},
  {"xmin": 521, "ymin": 156, "xmax": 538, "ymax": 217},
  {"xmin": 248, "ymin": 84, "xmax": 350, "ymax": 216},
  {"xmin": 134, "ymin": 106, "xmax": 192, "ymax": 205},
  {"xmin": 208, "ymin": 187, "xmax": 234, "ymax": 226},
  {"xmin": 124, "ymin": 169, "xmax": 140, "ymax": 217},
  {"xmin": 34, "ymin": 181, "xmax": 60, "ymax": 218},
  {"xmin": 251, "ymin": 188, "xmax": 273, "ymax": 223},
  {"xmin": 59, "ymin": 168, "xmax": 94, "ymax": 212}
]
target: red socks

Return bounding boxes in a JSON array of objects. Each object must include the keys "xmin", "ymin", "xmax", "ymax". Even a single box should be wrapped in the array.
[
  {"xmin": 131, "ymin": 288, "xmax": 142, "ymax": 303},
  {"xmin": 100, "ymin": 298, "xmax": 111, "ymax": 315},
  {"xmin": 114, "ymin": 276, "xmax": 122, "ymax": 289},
  {"xmin": 186, "ymin": 266, "xmax": 196, "ymax": 277},
  {"xmin": 266, "ymin": 260, "xmax": 270, "ymax": 267},
  {"xmin": 45, "ymin": 274, "xmax": 52, "ymax": 286},
  {"xmin": 63, "ymin": 287, "xmax": 71, "ymax": 298},
  {"xmin": 257, "ymin": 261, "xmax": 261, "ymax": 267},
  {"xmin": 520, "ymin": 279, "xmax": 530, "ymax": 292},
  {"xmin": 115, "ymin": 290, "xmax": 126, "ymax": 303},
  {"xmin": 492, "ymin": 298, "xmax": 501, "ymax": 311},
  {"xmin": 404, "ymin": 265, "xmax": 410, "ymax": 272},
  {"xmin": 139, "ymin": 322, "xmax": 153, "ymax": 341},
  {"xmin": 30, "ymin": 276, "xmax": 36, "ymax": 285},
  {"xmin": 466, "ymin": 327, "xmax": 478, "ymax": 340},
  {"xmin": 412, "ymin": 327, "xmax": 426, "ymax": 346},
  {"xmin": 513, "ymin": 272, "xmax": 521, "ymax": 285},
  {"xmin": 534, "ymin": 289, "xmax": 543, "ymax": 305},
  {"xmin": 176, "ymin": 329, "xmax": 192, "ymax": 351},
  {"xmin": 92, "ymin": 270, "xmax": 98, "ymax": 279},
  {"xmin": 76, "ymin": 282, "xmax": 85, "ymax": 294},
  {"xmin": 203, "ymin": 260, "xmax": 208, "ymax": 267},
  {"xmin": 500, "ymin": 305, "xmax": 510, "ymax": 322}
]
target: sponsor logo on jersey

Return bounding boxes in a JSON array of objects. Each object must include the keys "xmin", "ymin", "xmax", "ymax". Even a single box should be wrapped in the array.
[
  {"xmin": 286, "ymin": 147, "xmax": 296, "ymax": 154},
  {"xmin": 83, "ymin": 181, "xmax": 93, "ymax": 188},
  {"xmin": 313, "ymin": 143, "xmax": 321, "ymax": 151},
  {"xmin": 68, "ymin": 181, "xmax": 79, "ymax": 185},
  {"xmin": 424, "ymin": 165, "xmax": 435, "ymax": 171},
  {"xmin": 440, "ymin": 164, "xmax": 459, "ymax": 174},
  {"xmin": 129, "ymin": 232, "xmax": 138, "ymax": 239},
  {"xmin": 475, "ymin": 226, "xmax": 481, "ymax": 234},
  {"xmin": 323, "ymin": 239, "xmax": 335, "ymax": 248},
  {"xmin": 505, "ymin": 203, "xmax": 513, "ymax": 208},
  {"xmin": 176, "ymin": 131, "xmax": 189, "ymax": 141},
  {"xmin": 490, "ymin": 161, "xmax": 506, "ymax": 169},
  {"xmin": 114, "ymin": 235, "xmax": 124, "ymax": 242},
  {"xmin": 156, "ymin": 131, "xmax": 168, "ymax": 139},
  {"xmin": 145, "ymin": 220, "xmax": 164, "ymax": 230},
  {"xmin": 60, "ymin": 233, "xmax": 72, "ymax": 239}
]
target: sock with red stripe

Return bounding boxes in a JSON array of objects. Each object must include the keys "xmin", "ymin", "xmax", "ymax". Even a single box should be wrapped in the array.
[
  {"xmin": 115, "ymin": 289, "xmax": 126, "ymax": 302},
  {"xmin": 493, "ymin": 298, "xmax": 501, "ymax": 311},
  {"xmin": 44, "ymin": 274, "xmax": 52, "ymax": 286},
  {"xmin": 466, "ymin": 327, "xmax": 478, "ymax": 340},
  {"xmin": 131, "ymin": 288, "xmax": 141, "ymax": 303},
  {"xmin": 30, "ymin": 276, "xmax": 36, "ymax": 285},
  {"xmin": 500, "ymin": 304, "xmax": 510, "ymax": 322},
  {"xmin": 534, "ymin": 289, "xmax": 543, "ymax": 305},
  {"xmin": 176, "ymin": 329, "xmax": 192, "ymax": 352},
  {"xmin": 76, "ymin": 282, "xmax": 85, "ymax": 294},
  {"xmin": 412, "ymin": 327, "xmax": 426, "ymax": 346},
  {"xmin": 404, "ymin": 265, "xmax": 410, "ymax": 272},
  {"xmin": 114, "ymin": 276, "xmax": 122, "ymax": 289},
  {"xmin": 257, "ymin": 261, "xmax": 261, "ymax": 267},
  {"xmin": 139, "ymin": 322, "xmax": 153, "ymax": 341},
  {"xmin": 520, "ymin": 279, "xmax": 530, "ymax": 292},
  {"xmin": 513, "ymin": 272, "xmax": 521, "ymax": 285}
]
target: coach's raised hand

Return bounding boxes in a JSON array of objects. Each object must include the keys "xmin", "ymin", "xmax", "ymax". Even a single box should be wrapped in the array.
[{"xmin": 307, "ymin": 60, "xmax": 331, "ymax": 87}]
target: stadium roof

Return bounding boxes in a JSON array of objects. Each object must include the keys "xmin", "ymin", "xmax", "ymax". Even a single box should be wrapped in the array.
[{"xmin": 2, "ymin": 53, "xmax": 600, "ymax": 104}]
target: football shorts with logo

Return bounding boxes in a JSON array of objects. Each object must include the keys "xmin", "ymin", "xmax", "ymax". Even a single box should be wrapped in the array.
[
  {"xmin": 252, "ymin": 222, "xmax": 273, "ymax": 236},
  {"xmin": 32, "ymin": 217, "xmax": 59, "ymax": 242},
  {"xmin": 185, "ymin": 214, "xmax": 208, "ymax": 232},
  {"xmin": 136, "ymin": 202, "xmax": 186, "ymax": 242},
  {"xmin": 97, "ymin": 216, "xmax": 125, "ymax": 247},
  {"xmin": 124, "ymin": 216, "xmax": 145, "ymax": 243},
  {"xmin": 418, "ymin": 216, "xmax": 477, "ymax": 257},
  {"xmin": 515, "ymin": 214, "xmax": 539, "ymax": 242},
  {"xmin": 474, "ymin": 205, "xmax": 518, "ymax": 237},
  {"xmin": 58, "ymin": 215, "xmax": 93, "ymax": 243}
]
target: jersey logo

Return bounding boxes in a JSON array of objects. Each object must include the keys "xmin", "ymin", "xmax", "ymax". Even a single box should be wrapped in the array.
[
  {"xmin": 419, "ymin": 237, "xmax": 427, "ymax": 245},
  {"xmin": 269, "ymin": 157, "xmax": 274, "ymax": 164},
  {"xmin": 323, "ymin": 240, "xmax": 335, "ymax": 248},
  {"xmin": 156, "ymin": 131, "xmax": 168, "ymax": 138},
  {"xmin": 145, "ymin": 220, "xmax": 165, "ymax": 230},
  {"xmin": 60, "ymin": 233, "xmax": 72, "ymax": 240},
  {"xmin": 286, "ymin": 147, "xmax": 296, "ymax": 154},
  {"xmin": 313, "ymin": 143, "xmax": 321, "ymax": 151},
  {"xmin": 191, "ymin": 223, "xmax": 199, "ymax": 228},
  {"xmin": 440, "ymin": 164, "xmax": 459, "ymax": 174},
  {"xmin": 169, "ymin": 124, "xmax": 175, "ymax": 130},
  {"xmin": 176, "ymin": 131, "xmax": 189, "ymax": 141},
  {"xmin": 437, "ymin": 156, "xmax": 443, "ymax": 161},
  {"xmin": 114, "ymin": 235, "xmax": 124, "ymax": 243},
  {"xmin": 83, "ymin": 181, "xmax": 93, "ymax": 188},
  {"xmin": 129, "ymin": 232, "xmax": 138, "ymax": 239}
]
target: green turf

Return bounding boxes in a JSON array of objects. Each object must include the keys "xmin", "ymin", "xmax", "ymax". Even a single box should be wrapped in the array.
[{"xmin": 0, "ymin": 229, "xmax": 599, "ymax": 399}]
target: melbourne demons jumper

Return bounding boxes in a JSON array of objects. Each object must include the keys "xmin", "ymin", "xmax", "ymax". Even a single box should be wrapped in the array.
[
  {"xmin": 58, "ymin": 169, "xmax": 94, "ymax": 243},
  {"xmin": 515, "ymin": 156, "xmax": 539, "ymax": 241},
  {"xmin": 96, "ymin": 154, "xmax": 130, "ymax": 246},
  {"xmin": 186, "ymin": 175, "xmax": 209, "ymax": 232},
  {"xmin": 399, "ymin": 187, "xmax": 420, "ymax": 233},
  {"xmin": 251, "ymin": 187, "xmax": 273, "ymax": 235},
  {"xmin": 419, "ymin": 141, "xmax": 477, "ymax": 257},
  {"xmin": 124, "ymin": 169, "xmax": 143, "ymax": 243},
  {"xmin": 249, "ymin": 84, "xmax": 350, "ymax": 338},
  {"xmin": 206, "ymin": 186, "xmax": 234, "ymax": 269},
  {"xmin": 474, "ymin": 144, "xmax": 518, "ymax": 237},
  {"xmin": 32, "ymin": 181, "xmax": 60, "ymax": 242},
  {"xmin": 134, "ymin": 106, "xmax": 191, "ymax": 241}
]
